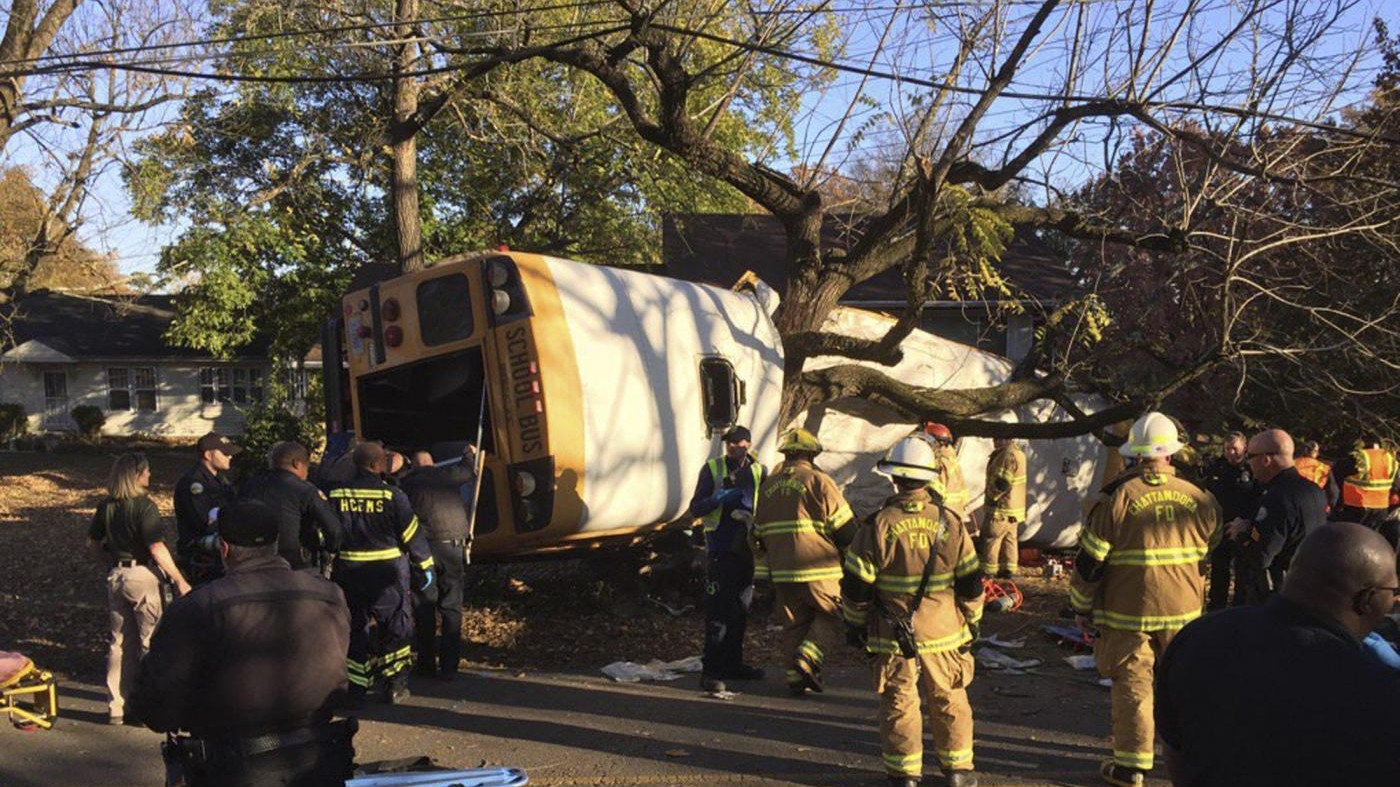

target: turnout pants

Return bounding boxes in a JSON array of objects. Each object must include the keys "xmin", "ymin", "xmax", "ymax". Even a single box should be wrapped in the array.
[
  {"xmin": 874, "ymin": 648, "xmax": 976, "ymax": 777},
  {"xmin": 105, "ymin": 565, "xmax": 162, "ymax": 718},
  {"xmin": 774, "ymin": 578, "xmax": 842, "ymax": 689},
  {"xmin": 979, "ymin": 515, "xmax": 1020, "ymax": 576},
  {"xmin": 1094, "ymin": 626, "xmax": 1178, "ymax": 772},
  {"xmin": 413, "ymin": 539, "xmax": 467, "ymax": 676},
  {"xmin": 334, "ymin": 557, "xmax": 413, "ymax": 692},
  {"xmin": 701, "ymin": 550, "xmax": 754, "ymax": 676}
]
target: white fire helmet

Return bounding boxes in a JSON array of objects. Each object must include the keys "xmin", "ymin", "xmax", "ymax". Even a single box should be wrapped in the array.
[
  {"xmin": 1120, "ymin": 411, "xmax": 1185, "ymax": 458},
  {"xmin": 876, "ymin": 435, "xmax": 941, "ymax": 482}
]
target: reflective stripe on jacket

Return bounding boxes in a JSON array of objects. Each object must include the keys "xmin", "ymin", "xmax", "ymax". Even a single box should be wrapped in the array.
[
  {"xmin": 842, "ymin": 488, "xmax": 984, "ymax": 654},
  {"xmin": 1069, "ymin": 466, "xmax": 1221, "ymax": 632},
  {"xmin": 984, "ymin": 444, "xmax": 1028, "ymax": 520},
  {"xmin": 1293, "ymin": 457, "xmax": 1331, "ymax": 491},
  {"xmin": 327, "ymin": 473, "xmax": 434, "ymax": 571},
  {"xmin": 932, "ymin": 445, "xmax": 969, "ymax": 515},
  {"xmin": 753, "ymin": 459, "xmax": 853, "ymax": 583},
  {"xmin": 1342, "ymin": 448, "xmax": 1398, "ymax": 509}
]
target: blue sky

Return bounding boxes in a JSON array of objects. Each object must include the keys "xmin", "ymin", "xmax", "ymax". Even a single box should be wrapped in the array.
[{"xmin": 5, "ymin": 0, "xmax": 1393, "ymax": 284}]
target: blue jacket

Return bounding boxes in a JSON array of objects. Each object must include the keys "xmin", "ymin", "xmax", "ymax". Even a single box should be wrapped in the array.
[{"xmin": 327, "ymin": 471, "xmax": 434, "ymax": 573}]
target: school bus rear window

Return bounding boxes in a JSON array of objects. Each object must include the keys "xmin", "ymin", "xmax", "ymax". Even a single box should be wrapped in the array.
[{"xmin": 417, "ymin": 274, "xmax": 474, "ymax": 346}]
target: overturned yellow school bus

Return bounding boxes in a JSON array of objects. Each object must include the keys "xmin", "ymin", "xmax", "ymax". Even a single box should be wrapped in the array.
[{"xmin": 323, "ymin": 251, "xmax": 784, "ymax": 559}]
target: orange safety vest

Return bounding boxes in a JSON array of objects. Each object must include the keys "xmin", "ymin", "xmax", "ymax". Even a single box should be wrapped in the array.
[
  {"xmin": 1341, "ymin": 447, "xmax": 1399, "ymax": 509},
  {"xmin": 1293, "ymin": 456, "xmax": 1331, "ymax": 490}
]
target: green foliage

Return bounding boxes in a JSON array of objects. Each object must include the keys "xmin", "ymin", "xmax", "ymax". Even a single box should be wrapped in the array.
[
  {"xmin": 127, "ymin": 1, "xmax": 801, "ymax": 358},
  {"xmin": 232, "ymin": 372, "xmax": 324, "ymax": 483},
  {"xmin": 0, "ymin": 402, "xmax": 27, "ymax": 441},
  {"xmin": 70, "ymin": 404, "xmax": 105, "ymax": 439},
  {"xmin": 932, "ymin": 186, "xmax": 1016, "ymax": 305}
]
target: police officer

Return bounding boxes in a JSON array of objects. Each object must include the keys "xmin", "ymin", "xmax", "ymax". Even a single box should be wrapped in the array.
[
  {"xmin": 238, "ymin": 441, "xmax": 344, "ymax": 573},
  {"xmin": 327, "ymin": 442, "xmax": 434, "ymax": 706},
  {"xmin": 843, "ymin": 435, "xmax": 984, "ymax": 787},
  {"xmin": 980, "ymin": 437, "xmax": 1027, "ymax": 578},
  {"xmin": 129, "ymin": 499, "xmax": 354, "ymax": 787},
  {"xmin": 1224, "ymin": 429, "xmax": 1328, "ymax": 604},
  {"xmin": 174, "ymin": 432, "xmax": 240, "ymax": 585},
  {"xmin": 689, "ymin": 425, "xmax": 767, "ymax": 693},
  {"xmin": 1069, "ymin": 412, "xmax": 1221, "ymax": 787},
  {"xmin": 1198, "ymin": 431, "xmax": 1258, "ymax": 609},
  {"xmin": 752, "ymin": 428, "xmax": 853, "ymax": 696},
  {"xmin": 401, "ymin": 448, "xmax": 478, "ymax": 680}
]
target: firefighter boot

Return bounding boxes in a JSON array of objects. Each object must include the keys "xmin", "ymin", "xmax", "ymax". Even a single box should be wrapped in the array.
[
  {"xmin": 887, "ymin": 777, "xmax": 920, "ymax": 787},
  {"xmin": 945, "ymin": 771, "xmax": 978, "ymax": 787},
  {"xmin": 1099, "ymin": 760, "xmax": 1144, "ymax": 787},
  {"xmin": 387, "ymin": 674, "xmax": 411, "ymax": 705}
]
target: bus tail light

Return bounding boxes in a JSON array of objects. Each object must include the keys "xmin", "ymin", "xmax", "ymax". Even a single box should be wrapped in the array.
[
  {"xmin": 381, "ymin": 297, "xmax": 401, "ymax": 322},
  {"xmin": 384, "ymin": 325, "xmax": 404, "ymax": 347},
  {"xmin": 508, "ymin": 457, "xmax": 554, "ymax": 533},
  {"xmin": 482, "ymin": 255, "xmax": 532, "ymax": 325},
  {"xmin": 487, "ymin": 261, "xmax": 511, "ymax": 288}
]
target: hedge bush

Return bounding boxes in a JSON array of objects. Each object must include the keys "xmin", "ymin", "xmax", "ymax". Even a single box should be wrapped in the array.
[
  {"xmin": 71, "ymin": 404, "xmax": 106, "ymax": 439},
  {"xmin": 0, "ymin": 402, "xmax": 27, "ymax": 441}
]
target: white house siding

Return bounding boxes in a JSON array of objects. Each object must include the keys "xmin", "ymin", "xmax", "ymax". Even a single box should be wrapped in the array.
[{"xmin": 0, "ymin": 361, "xmax": 268, "ymax": 437}]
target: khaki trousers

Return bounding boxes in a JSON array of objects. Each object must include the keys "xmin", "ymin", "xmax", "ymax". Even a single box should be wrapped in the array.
[
  {"xmin": 106, "ymin": 565, "xmax": 163, "ymax": 717},
  {"xmin": 979, "ymin": 514, "xmax": 1020, "ymax": 575},
  {"xmin": 774, "ymin": 579, "xmax": 842, "ymax": 688},
  {"xmin": 874, "ymin": 648, "xmax": 976, "ymax": 776},
  {"xmin": 1093, "ymin": 626, "xmax": 1178, "ymax": 771}
]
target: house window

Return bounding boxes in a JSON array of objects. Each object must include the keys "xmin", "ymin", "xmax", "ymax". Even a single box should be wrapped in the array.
[
  {"xmin": 698, "ymin": 356, "xmax": 740, "ymax": 434},
  {"xmin": 106, "ymin": 367, "xmax": 157, "ymax": 412},
  {"xmin": 199, "ymin": 367, "xmax": 264, "ymax": 405}
]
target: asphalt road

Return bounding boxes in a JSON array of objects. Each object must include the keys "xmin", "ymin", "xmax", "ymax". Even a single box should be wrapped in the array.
[{"xmin": 1, "ymin": 656, "xmax": 1170, "ymax": 787}]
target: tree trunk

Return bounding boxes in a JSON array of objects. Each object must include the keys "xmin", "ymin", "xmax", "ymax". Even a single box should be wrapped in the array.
[
  {"xmin": 390, "ymin": 0, "xmax": 423, "ymax": 273},
  {"xmin": 775, "ymin": 208, "xmax": 851, "ymax": 425}
]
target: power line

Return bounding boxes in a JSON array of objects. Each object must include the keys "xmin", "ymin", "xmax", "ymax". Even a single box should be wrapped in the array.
[{"xmin": 2, "ymin": 0, "xmax": 618, "ymax": 69}]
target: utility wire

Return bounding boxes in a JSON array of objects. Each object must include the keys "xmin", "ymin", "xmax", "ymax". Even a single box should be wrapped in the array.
[{"xmin": 2, "ymin": 0, "xmax": 618, "ymax": 68}]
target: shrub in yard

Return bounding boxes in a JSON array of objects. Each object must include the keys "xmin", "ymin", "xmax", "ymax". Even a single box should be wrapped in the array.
[
  {"xmin": 233, "ymin": 379, "xmax": 323, "ymax": 483},
  {"xmin": 0, "ymin": 402, "xmax": 27, "ymax": 441},
  {"xmin": 71, "ymin": 405, "xmax": 106, "ymax": 439}
]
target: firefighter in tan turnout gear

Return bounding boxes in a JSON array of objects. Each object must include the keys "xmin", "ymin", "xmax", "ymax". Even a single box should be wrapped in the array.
[
  {"xmin": 843, "ymin": 435, "xmax": 985, "ymax": 787},
  {"xmin": 752, "ymin": 428, "xmax": 855, "ymax": 695},
  {"xmin": 981, "ymin": 437, "xmax": 1027, "ymax": 577},
  {"xmin": 924, "ymin": 422, "xmax": 973, "ymax": 532},
  {"xmin": 1069, "ymin": 412, "xmax": 1221, "ymax": 787}
]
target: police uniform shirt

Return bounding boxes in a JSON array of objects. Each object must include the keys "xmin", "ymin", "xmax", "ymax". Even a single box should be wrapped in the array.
[
  {"xmin": 1200, "ymin": 456, "xmax": 1259, "ymax": 522},
  {"xmin": 399, "ymin": 464, "xmax": 476, "ymax": 541},
  {"xmin": 1250, "ymin": 466, "xmax": 1329, "ymax": 570},
  {"xmin": 88, "ymin": 495, "xmax": 164, "ymax": 562},
  {"xmin": 129, "ymin": 553, "xmax": 351, "ymax": 737},
  {"xmin": 238, "ymin": 469, "xmax": 345, "ymax": 569},
  {"xmin": 1155, "ymin": 596, "xmax": 1400, "ymax": 786},
  {"xmin": 173, "ymin": 463, "xmax": 236, "ymax": 555}
]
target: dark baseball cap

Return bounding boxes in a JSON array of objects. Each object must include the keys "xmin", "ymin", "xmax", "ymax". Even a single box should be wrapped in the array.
[
  {"xmin": 722, "ymin": 425, "xmax": 752, "ymax": 443},
  {"xmin": 197, "ymin": 432, "xmax": 242, "ymax": 455},
  {"xmin": 218, "ymin": 500, "xmax": 279, "ymax": 547}
]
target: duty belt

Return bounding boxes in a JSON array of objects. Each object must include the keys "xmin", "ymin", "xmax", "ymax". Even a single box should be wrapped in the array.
[
  {"xmin": 431, "ymin": 538, "xmax": 468, "ymax": 546},
  {"xmin": 169, "ymin": 718, "xmax": 357, "ymax": 761}
]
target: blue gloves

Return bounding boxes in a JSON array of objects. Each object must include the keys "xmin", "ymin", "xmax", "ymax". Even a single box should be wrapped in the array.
[
  {"xmin": 419, "ymin": 570, "xmax": 435, "ymax": 591},
  {"xmin": 713, "ymin": 488, "xmax": 744, "ymax": 507},
  {"xmin": 1363, "ymin": 632, "xmax": 1400, "ymax": 671}
]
